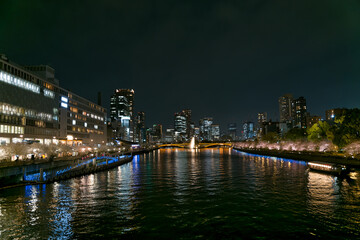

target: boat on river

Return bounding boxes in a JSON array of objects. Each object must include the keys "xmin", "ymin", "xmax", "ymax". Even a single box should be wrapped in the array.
[{"xmin": 308, "ymin": 161, "xmax": 348, "ymax": 175}]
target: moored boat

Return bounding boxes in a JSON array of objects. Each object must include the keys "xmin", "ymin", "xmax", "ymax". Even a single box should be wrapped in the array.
[{"xmin": 308, "ymin": 161, "xmax": 348, "ymax": 175}]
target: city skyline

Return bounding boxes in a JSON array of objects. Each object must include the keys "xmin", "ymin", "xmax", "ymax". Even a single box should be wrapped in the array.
[{"xmin": 1, "ymin": 1, "xmax": 360, "ymax": 128}]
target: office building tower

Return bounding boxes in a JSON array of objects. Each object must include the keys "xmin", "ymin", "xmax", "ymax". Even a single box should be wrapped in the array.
[
  {"xmin": 110, "ymin": 89, "xmax": 134, "ymax": 141},
  {"xmin": 279, "ymin": 94, "xmax": 293, "ymax": 122},
  {"xmin": 199, "ymin": 117, "xmax": 213, "ymax": 141},
  {"xmin": 151, "ymin": 124, "xmax": 162, "ymax": 142},
  {"xmin": 242, "ymin": 122, "xmax": 254, "ymax": 140},
  {"xmin": 174, "ymin": 112, "xmax": 187, "ymax": 140},
  {"xmin": 211, "ymin": 124, "xmax": 220, "ymax": 141},
  {"xmin": 228, "ymin": 123, "xmax": 237, "ymax": 140},
  {"xmin": 292, "ymin": 96, "xmax": 307, "ymax": 128},
  {"xmin": 257, "ymin": 112, "xmax": 267, "ymax": 126}
]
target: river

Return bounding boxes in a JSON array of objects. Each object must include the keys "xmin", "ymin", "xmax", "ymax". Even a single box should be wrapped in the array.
[{"xmin": 0, "ymin": 148, "xmax": 359, "ymax": 239}]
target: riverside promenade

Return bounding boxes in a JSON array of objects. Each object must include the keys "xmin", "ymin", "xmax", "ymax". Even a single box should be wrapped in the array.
[
  {"xmin": 0, "ymin": 147, "xmax": 158, "ymax": 189},
  {"xmin": 234, "ymin": 147, "xmax": 360, "ymax": 169}
]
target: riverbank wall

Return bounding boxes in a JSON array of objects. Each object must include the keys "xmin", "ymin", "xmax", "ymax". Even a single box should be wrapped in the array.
[
  {"xmin": 0, "ymin": 147, "xmax": 158, "ymax": 189},
  {"xmin": 233, "ymin": 147, "xmax": 360, "ymax": 169}
]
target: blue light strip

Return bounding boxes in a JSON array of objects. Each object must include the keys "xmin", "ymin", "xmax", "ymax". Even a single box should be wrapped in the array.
[
  {"xmin": 233, "ymin": 149, "xmax": 307, "ymax": 166},
  {"xmin": 23, "ymin": 155, "xmax": 132, "ymax": 182}
]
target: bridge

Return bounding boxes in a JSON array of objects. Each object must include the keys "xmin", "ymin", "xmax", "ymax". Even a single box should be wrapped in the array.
[{"xmin": 158, "ymin": 142, "xmax": 233, "ymax": 149}]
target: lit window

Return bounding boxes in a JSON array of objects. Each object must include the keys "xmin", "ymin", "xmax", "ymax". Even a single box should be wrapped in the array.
[
  {"xmin": 61, "ymin": 102, "xmax": 68, "ymax": 108},
  {"xmin": 72, "ymin": 120, "xmax": 76, "ymax": 125}
]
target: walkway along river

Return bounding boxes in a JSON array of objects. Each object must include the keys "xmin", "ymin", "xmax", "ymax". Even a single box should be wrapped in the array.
[{"xmin": 0, "ymin": 148, "xmax": 359, "ymax": 239}]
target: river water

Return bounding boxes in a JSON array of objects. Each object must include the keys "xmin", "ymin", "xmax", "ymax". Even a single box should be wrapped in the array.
[{"xmin": 0, "ymin": 148, "xmax": 359, "ymax": 239}]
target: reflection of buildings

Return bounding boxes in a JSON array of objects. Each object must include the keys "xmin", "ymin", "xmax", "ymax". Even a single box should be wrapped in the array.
[
  {"xmin": 0, "ymin": 55, "xmax": 106, "ymax": 145},
  {"xmin": 110, "ymin": 89, "xmax": 134, "ymax": 141},
  {"xmin": 307, "ymin": 171, "xmax": 340, "ymax": 212}
]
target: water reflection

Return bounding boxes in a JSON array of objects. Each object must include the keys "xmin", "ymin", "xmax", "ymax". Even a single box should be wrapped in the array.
[{"xmin": 0, "ymin": 149, "xmax": 359, "ymax": 239}]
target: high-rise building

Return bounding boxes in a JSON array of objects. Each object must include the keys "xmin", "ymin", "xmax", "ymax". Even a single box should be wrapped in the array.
[
  {"xmin": 134, "ymin": 111, "xmax": 146, "ymax": 143},
  {"xmin": 199, "ymin": 117, "xmax": 213, "ymax": 141},
  {"xmin": 242, "ymin": 122, "xmax": 254, "ymax": 140},
  {"xmin": 110, "ymin": 89, "xmax": 134, "ymax": 141},
  {"xmin": 257, "ymin": 112, "xmax": 267, "ymax": 137},
  {"xmin": 292, "ymin": 96, "xmax": 307, "ymax": 128},
  {"xmin": 164, "ymin": 128, "xmax": 175, "ymax": 143},
  {"xmin": 174, "ymin": 112, "xmax": 186, "ymax": 135},
  {"xmin": 279, "ymin": 94, "xmax": 293, "ymax": 122},
  {"xmin": 228, "ymin": 123, "xmax": 237, "ymax": 140},
  {"xmin": 325, "ymin": 108, "xmax": 345, "ymax": 121},
  {"xmin": 211, "ymin": 124, "xmax": 220, "ymax": 141},
  {"xmin": 151, "ymin": 124, "xmax": 162, "ymax": 142},
  {"xmin": 257, "ymin": 112, "xmax": 267, "ymax": 126},
  {"xmin": 182, "ymin": 109, "xmax": 192, "ymax": 139}
]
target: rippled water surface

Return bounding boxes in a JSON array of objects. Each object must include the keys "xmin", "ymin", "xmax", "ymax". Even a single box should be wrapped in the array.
[{"xmin": 1, "ymin": 148, "xmax": 360, "ymax": 239}]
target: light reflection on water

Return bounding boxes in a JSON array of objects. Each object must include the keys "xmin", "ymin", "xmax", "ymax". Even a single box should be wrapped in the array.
[{"xmin": 0, "ymin": 148, "xmax": 359, "ymax": 239}]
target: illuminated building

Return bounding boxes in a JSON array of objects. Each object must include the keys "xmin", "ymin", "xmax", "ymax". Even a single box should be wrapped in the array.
[
  {"xmin": 325, "ymin": 108, "xmax": 345, "ymax": 121},
  {"xmin": 135, "ymin": 111, "xmax": 146, "ymax": 143},
  {"xmin": 306, "ymin": 115, "xmax": 322, "ymax": 128},
  {"xmin": 151, "ymin": 124, "xmax": 162, "ymax": 142},
  {"xmin": 257, "ymin": 112, "xmax": 267, "ymax": 137},
  {"xmin": 242, "ymin": 122, "xmax": 254, "ymax": 140},
  {"xmin": 182, "ymin": 109, "xmax": 192, "ymax": 139},
  {"xmin": 292, "ymin": 96, "xmax": 307, "ymax": 128},
  {"xmin": 164, "ymin": 128, "xmax": 175, "ymax": 143},
  {"xmin": 174, "ymin": 112, "xmax": 187, "ymax": 141},
  {"xmin": 59, "ymin": 92, "xmax": 106, "ymax": 145},
  {"xmin": 279, "ymin": 94, "xmax": 293, "ymax": 123},
  {"xmin": 110, "ymin": 89, "xmax": 134, "ymax": 141},
  {"xmin": 211, "ymin": 124, "xmax": 220, "ymax": 141},
  {"xmin": 199, "ymin": 117, "xmax": 213, "ymax": 141},
  {"xmin": 0, "ymin": 54, "xmax": 106, "ymax": 145},
  {"xmin": 228, "ymin": 123, "xmax": 237, "ymax": 140}
]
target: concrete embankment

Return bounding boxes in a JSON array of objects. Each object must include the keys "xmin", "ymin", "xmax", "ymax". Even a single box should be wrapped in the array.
[
  {"xmin": 233, "ymin": 147, "xmax": 360, "ymax": 169},
  {"xmin": 0, "ymin": 148, "xmax": 158, "ymax": 190}
]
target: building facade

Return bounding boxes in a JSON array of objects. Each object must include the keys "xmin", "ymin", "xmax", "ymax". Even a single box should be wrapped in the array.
[
  {"xmin": 59, "ymin": 92, "xmax": 106, "ymax": 145},
  {"xmin": 279, "ymin": 94, "xmax": 293, "ymax": 123},
  {"xmin": 0, "ymin": 56, "xmax": 59, "ymax": 144},
  {"xmin": 325, "ymin": 108, "xmax": 345, "ymax": 121},
  {"xmin": 199, "ymin": 117, "xmax": 213, "ymax": 141},
  {"xmin": 211, "ymin": 124, "xmax": 220, "ymax": 141},
  {"xmin": 0, "ymin": 54, "xmax": 106, "ymax": 145},
  {"xmin": 306, "ymin": 115, "xmax": 321, "ymax": 128},
  {"xmin": 242, "ymin": 122, "xmax": 254, "ymax": 140},
  {"xmin": 110, "ymin": 89, "xmax": 134, "ymax": 141},
  {"xmin": 292, "ymin": 96, "xmax": 307, "ymax": 128},
  {"xmin": 228, "ymin": 123, "xmax": 237, "ymax": 140}
]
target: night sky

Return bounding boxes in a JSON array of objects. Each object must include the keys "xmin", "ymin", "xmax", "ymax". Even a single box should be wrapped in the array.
[{"xmin": 1, "ymin": 0, "xmax": 360, "ymax": 130}]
